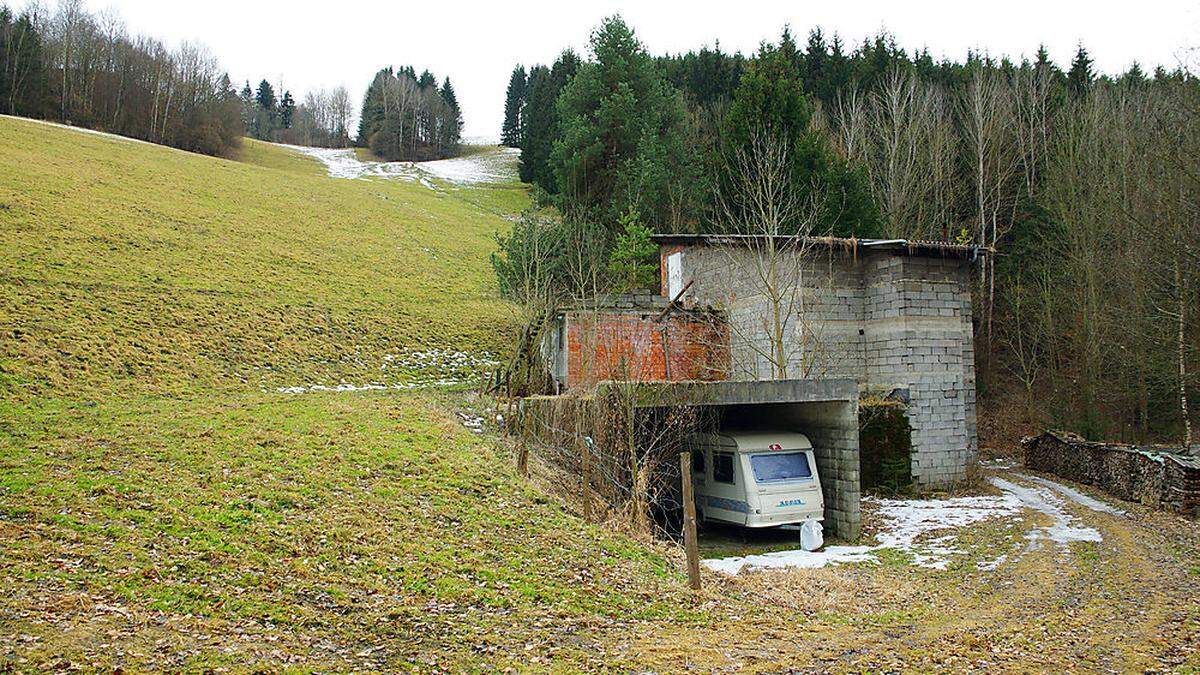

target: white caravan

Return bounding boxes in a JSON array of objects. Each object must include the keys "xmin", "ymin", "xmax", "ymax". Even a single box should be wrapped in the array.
[{"xmin": 688, "ymin": 431, "xmax": 825, "ymax": 531}]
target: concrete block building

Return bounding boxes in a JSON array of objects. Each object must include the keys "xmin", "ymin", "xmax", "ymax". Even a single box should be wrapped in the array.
[{"xmin": 654, "ymin": 234, "xmax": 982, "ymax": 487}]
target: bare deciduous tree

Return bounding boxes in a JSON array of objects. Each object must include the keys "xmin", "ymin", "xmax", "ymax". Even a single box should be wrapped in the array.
[
  {"xmin": 961, "ymin": 65, "xmax": 1019, "ymax": 349},
  {"xmin": 711, "ymin": 126, "xmax": 843, "ymax": 380}
]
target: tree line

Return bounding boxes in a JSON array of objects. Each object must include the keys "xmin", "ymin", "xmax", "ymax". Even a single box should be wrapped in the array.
[
  {"xmin": 0, "ymin": 1, "xmax": 457, "ymax": 156},
  {"xmin": 495, "ymin": 15, "xmax": 1199, "ymax": 445},
  {"xmin": 0, "ymin": 0, "xmax": 242, "ymax": 156},
  {"xmin": 356, "ymin": 66, "xmax": 462, "ymax": 161},
  {"xmin": 238, "ymin": 78, "xmax": 354, "ymax": 148}
]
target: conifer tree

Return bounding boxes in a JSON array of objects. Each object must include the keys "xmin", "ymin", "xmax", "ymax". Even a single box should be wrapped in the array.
[
  {"xmin": 552, "ymin": 16, "xmax": 701, "ymax": 229},
  {"xmin": 519, "ymin": 52, "xmax": 578, "ymax": 190},
  {"xmin": 440, "ymin": 77, "xmax": 462, "ymax": 146},
  {"xmin": 255, "ymin": 79, "xmax": 276, "ymax": 111},
  {"xmin": 720, "ymin": 39, "xmax": 879, "ymax": 237},
  {"xmin": 1068, "ymin": 44, "xmax": 1094, "ymax": 97},
  {"xmin": 0, "ymin": 8, "xmax": 44, "ymax": 116},
  {"xmin": 500, "ymin": 65, "xmax": 527, "ymax": 146},
  {"xmin": 278, "ymin": 90, "xmax": 295, "ymax": 129}
]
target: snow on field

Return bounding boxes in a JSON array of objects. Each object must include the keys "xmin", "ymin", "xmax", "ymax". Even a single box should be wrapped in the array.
[
  {"xmin": 420, "ymin": 149, "xmax": 520, "ymax": 184},
  {"xmin": 704, "ymin": 493, "xmax": 1021, "ymax": 575},
  {"xmin": 276, "ymin": 380, "xmax": 463, "ymax": 394},
  {"xmin": 276, "ymin": 348, "xmax": 499, "ymax": 395},
  {"xmin": 705, "ymin": 474, "xmax": 1125, "ymax": 575},
  {"xmin": 283, "ymin": 143, "xmax": 518, "ymax": 187},
  {"xmin": 870, "ymin": 494, "xmax": 1025, "ymax": 569}
]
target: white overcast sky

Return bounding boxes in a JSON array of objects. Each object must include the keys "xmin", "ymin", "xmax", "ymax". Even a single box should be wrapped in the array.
[{"xmin": 69, "ymin": 0, "xmax": 1200, "ymax": 140}]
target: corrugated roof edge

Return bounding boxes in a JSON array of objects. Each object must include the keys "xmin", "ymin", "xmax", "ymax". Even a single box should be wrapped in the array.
[{"xmin": 650, "ymin": 234, "xmax": 989, "ymax": 260}]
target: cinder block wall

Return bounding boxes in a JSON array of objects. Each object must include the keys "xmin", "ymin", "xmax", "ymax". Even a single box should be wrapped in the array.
[
  {"xmin": 676, "ymin": 245, "xmax": 978, "ymax": 488},
  {"xmin": 863, "ymin": 255, "xmax": 978, "ymax": 485}
]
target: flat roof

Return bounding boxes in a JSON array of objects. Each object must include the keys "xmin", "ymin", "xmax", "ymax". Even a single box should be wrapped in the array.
[{"xmin": 651, "ymin": 234, "xmax": 987, "ymax": 260}]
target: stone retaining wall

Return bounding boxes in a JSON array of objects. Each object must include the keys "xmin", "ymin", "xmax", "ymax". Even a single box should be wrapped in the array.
[{"xmin": 1022, "ymin": 431, "xmax": 1200, "ymax": 518}]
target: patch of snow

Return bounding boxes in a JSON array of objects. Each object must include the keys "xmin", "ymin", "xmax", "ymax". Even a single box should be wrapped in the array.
[
  {"xmin": 380, "ymin": 348, "xmax": 499, "ymax": 376},
  {"xmin": 979, "ymin": 457, "xmax": 1018, "ymax": 470},
  {"xmin": 702, "ymin": 546, "xmax": 877, "ymax": 575},
  {"xmin": 276, "ymin": 380, "xmax": 463, "ymax": 394},
  {"xmin": 281, "ymin": 143, "xmax": 518, "ymax": 186},
  {"xmin": 989, "ymin": 477, "xmax": 1103, "ymax": 548},
  {"xmin": 705, "ymin": 476, "xmax": 1117, "ymax": 576},
  {"xmin": 275, "ymin": 349, "xmax": 499, "ymax": 395},
  {"xmin": 976, "ymin": 554, "xmax": 1008, "ymax": 571},
  {"xmin": 461, "ymin": 134, "xmax": 501, "ymax": 146},
  {"xmin": 870, "ymin": 494, "xmax": 1025, "ymax": 569},
  {"xmin": 457, "ymin": 412, "xmax": 486, "ymax": 434},
  {"xmin": 1020, "ymin": 475, "xmax": 1127, "ymax": 516},
  {"xmin": 707, "ymin": 493, "xmax": 1022, "ymax": 575},
  {"xmin": 419, "ymin": 148, "xmax": 520, "ymax": 184}
]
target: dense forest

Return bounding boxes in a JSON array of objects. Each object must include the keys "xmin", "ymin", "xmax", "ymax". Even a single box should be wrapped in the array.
[
  {"xmin": 0, "ymin": 0, "xmax": 242, "ymax": 155},
  {"xmin": 495, "ymin": 16, "xmax": 1199, "ymax": 445},
  {"xmin": 355, "ymin": 66, "xmax": 462, "ymax": 161}
]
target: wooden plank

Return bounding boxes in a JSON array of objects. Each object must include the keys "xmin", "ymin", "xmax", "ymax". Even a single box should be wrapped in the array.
[{"xmin": 679, "ymin": 452, "xmax": 701, "ymax": 590}]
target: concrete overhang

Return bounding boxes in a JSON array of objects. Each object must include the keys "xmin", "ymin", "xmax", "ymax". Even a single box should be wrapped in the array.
[{"xmin": 593, "ymin": 378, "xmax": 859, "ymax": 408}]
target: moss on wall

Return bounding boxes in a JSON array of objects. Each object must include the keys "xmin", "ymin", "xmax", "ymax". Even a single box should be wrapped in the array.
[{"xmin": 859, "ymin": 397, "xmax": 913, "ymax": 493}]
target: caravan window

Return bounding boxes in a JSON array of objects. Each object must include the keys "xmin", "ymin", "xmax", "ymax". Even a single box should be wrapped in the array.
[
  {"xmin": 750, "ymin": 452, "xmax": 812, "ymax": 483},
  {"xmin": 713, "ymin": 452, "xmax": 735, "ymax": 484}
]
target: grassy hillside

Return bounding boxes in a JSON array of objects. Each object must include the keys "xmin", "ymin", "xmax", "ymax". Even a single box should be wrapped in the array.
[
  {"xmin": 0, "ymin": 117, "xmax": 719, "ymax": 670},
  {"xmin": 0, "ymin": 117, "xmax": 519, "ymax": 400},
  {"xmin": 236, "ymin": 138, "xmax": 325, "ymax": 176}
]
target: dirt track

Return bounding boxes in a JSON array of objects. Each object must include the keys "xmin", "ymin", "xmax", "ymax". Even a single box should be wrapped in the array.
[{"xmin": 596, "ymin": 468, "xmax": 1200, "ymax": 672}]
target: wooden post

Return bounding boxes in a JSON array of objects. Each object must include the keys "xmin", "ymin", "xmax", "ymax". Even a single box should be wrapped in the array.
[
  {"xmin": 581, "ymin": 435, "xmax": 592, "ymax": 522},
  {"xmin": 679, "ymin": 452, "xmax": 701, "ymax": 590},
  {"xmin": 517, "ymin": 441, "xmax": 529, "ymax": 477}
]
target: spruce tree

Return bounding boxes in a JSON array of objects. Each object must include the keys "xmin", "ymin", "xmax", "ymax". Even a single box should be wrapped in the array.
[
  {"xmin": 440, "ymin": 77, "xmax": 463, "ymax": 146},
  {"xmin": 552, "ymin": 16, "xmax": 700, "ymax": 230},
  {"xmin": 1067, "ymin": 44, "xmax": 1094, "ymax": 97},
  {"xmin": 255, "ymin": 79, "xmax": 276, "ymax": 111},
  {"xmin": 1124, "ymin": 61, "xmax": 1146, "ymax": 84},
  {"xmin": 239, "ymin": 81, "xmax": 255, "ymax": 134},
  {"xmin": 720, "ymin": 39, "xmax": 879, "ymax": 238},
  {"xmin": 356, "ymin": 68, "xmax": 389, "ymax": 147},
  {"xmin": 0, "ymin": 9, "xmax": 45, "ymax": 116},
  {"xmin": 278, "ymin": 90, "xmax": 295, "ymax": 129},
  {"xmin": 519, "ymin": 51, "xmax": 578, "ymax": 190},
  {"xmin": 500, "ymin": 65, "xmax": 527, "ymax": 146}
]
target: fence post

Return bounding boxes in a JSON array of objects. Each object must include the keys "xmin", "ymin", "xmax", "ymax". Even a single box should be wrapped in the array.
[
  {"xmin": 679, "ymin": 452, "xmax": 701, "ymax": 590},
  {"xmin": 518, "ymin": 441, "xmax": 529, "ymax": 477},
  {"xmin": 581, "ymin": 435, "xmax": 593, "ymax": 522}
]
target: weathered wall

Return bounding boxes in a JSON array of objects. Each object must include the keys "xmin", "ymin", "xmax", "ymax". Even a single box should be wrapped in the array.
[
  {"xmin": 518, "ymin": 380, "xmax": 863, "ymax": 540},
  {"xmin": 673, "ymin": 244, "xmax": 977, "ymax": 488},
  {"xmin": 863, "ymin": 255, "xmax": 978, "ymax": 486},
  {"xmin": 563, "ymin": 309, "xmax": 728, "ymax": 390},
  {"xmin": 1023, "ymin": 431, "xmax": 1200, "ymax": 518}
]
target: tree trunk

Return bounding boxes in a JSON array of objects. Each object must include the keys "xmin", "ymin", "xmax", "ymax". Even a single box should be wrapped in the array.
[{"xmin": 1177, "ymin": 256, "xmax": 1193, "ymax": 448}]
